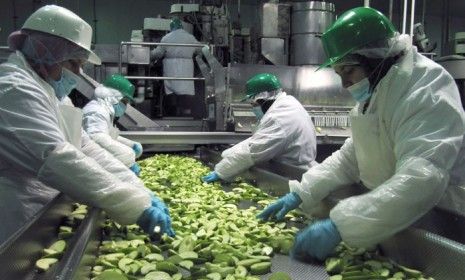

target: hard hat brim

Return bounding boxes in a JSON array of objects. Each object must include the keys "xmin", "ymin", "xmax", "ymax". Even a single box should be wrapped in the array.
[
  {"xmin": 240, "ymin": 94, "xmax": 253, "ymax": 102},
  {"xmin": 8, "ymin": 29, "xmax": 101, "ymax": 65},
  {"xmin": 316, "ymin": 49, "xmax": 353, "ymax": 72},
  {"xmin": 87, "ymin": 50, "xmax": 101, "ymax": 65}
]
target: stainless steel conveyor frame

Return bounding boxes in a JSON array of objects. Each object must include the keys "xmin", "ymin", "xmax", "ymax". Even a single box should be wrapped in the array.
[{"xmin": 1, "ymin": 149, "xmax": 464, "ymax": 279}]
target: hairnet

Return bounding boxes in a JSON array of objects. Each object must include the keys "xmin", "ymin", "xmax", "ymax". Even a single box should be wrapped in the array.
[
  {"xmin": 351, "ymin": 33, "xmax": 411, "ymax": 59},
  {"xmin": 333, "ymin": 33, "xmax": 411, "ymax": 68},
  {"xmin": 9, "ymin": 30, "xmax": 89, "ymax": 66},
  {"xmin": 253, "ymin": 89, "xmax": 282, "ymax": 102},
  {"xmin": 94, "ymin": 85, "xmax": 123, "ymax": 105},
  {"xmin": 332, "ymin": 55, "xmax": 361, "ymax": 67}
]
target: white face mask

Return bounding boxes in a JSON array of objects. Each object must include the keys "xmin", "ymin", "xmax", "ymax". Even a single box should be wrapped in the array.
[
  {"xmin": 252, "ymin": 106, "xmax": 264, "ymax": 120},
  {"xmin": 347, "ymin": 78, "xmax": 372, "ymax": 102},
  {"xmin": 49, "ymin": 68, "xmax": 77, "ymax": 100},
  {"xmin": 113, "ymin": 102, "xmax": 127, "ymax": 117}
]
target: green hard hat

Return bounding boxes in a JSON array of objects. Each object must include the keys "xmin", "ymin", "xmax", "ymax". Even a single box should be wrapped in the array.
[
  {"xmin": 103, "ymin": 74, "xmax": 135, "ymax": 101},
  {"xmin": 170, "ymin": 18, "xmax": 183, "ymax": 31},
  {"xmin": 243, "ymin": 73, "xmax": 281, "ymax": 101},
  {"xmin": 319, "ymin": 7, "xmax": 397, "ymax": 69}
]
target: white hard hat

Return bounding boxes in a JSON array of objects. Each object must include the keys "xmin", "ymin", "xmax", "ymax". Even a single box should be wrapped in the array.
[{"xmin": 21, "ymin": 5, "xmax": 101, "ymax": 65}]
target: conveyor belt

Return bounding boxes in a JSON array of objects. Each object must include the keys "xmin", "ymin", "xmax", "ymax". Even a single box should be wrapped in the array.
[
  {"xmin": 198, "ymin": 147, "xmax": 465, "ymax": 279},
  {"xmin": 264, "ymin": 255, "xmax": 328, "ymax": 279},
  {"xmin": 200, "ymin": 148, "xmax": 333, "ymax": 279},
  {"xmin": 1, "ymin": 151, "xmax": 465, "ymax": 279}
]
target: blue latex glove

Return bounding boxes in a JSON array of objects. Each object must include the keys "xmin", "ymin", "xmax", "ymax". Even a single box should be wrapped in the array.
[
  {"xmin": 149, "ymin": 193, "xmax": 174, "ymax": 236},
  {"xmin": 137, "ymin": 206, "xmax": 175, "ymax": 237},
  {"xmin": 257, "ymin": 192, "xmax": 302, "ymax": 221},
  {"xmin": 201, "ymin": 171, "xmax": 220, "ymax": 183},
  {"xmin": 130, "ymin": 163, "xmax": 141, "ymax": 176},
  {"xmin": 133, "ymin": 143, "xmax": 143, "ymax": 158},
  {"xmin": 291, "ymin": 219, "xmax": 341, "ymax": 261},
  {"xmin": 150, "ymin": 193, "xmax": 169, "ymax": 215}
]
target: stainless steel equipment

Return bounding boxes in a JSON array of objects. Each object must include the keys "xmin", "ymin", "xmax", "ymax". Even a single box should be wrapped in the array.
[
  {"xmin": 225, "ymin": 63, "xmax": 353, "ymax": 142},
  {"xmin": 0, "ymin": 46, "xmax": 12, "ymax": 64},
  {"xmin": 200, "ymin": 5, "xmax": 229, "ymax": 48},
  {"xmin": 412, "ymin": 23, "xmax": 437, "ymax": 53},
  {"xmin": 290, "ymin": 1, "xmax": 335, "ymax": 66},
  {"xmin": 260, "ymin": 2, "xmax": 291, "ymax": 65},
  {"xmin": 454, "ymin": 32, "xmax": 465, "ymax": 55}
]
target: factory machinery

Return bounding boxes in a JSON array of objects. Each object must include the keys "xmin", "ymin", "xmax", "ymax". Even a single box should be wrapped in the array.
[
  {"xmin": 79, "ymin": 0, "xmax": 464, "ymax": 153},
  {"xmin": 0, "ymin": 0, "xmax": 465, "ymax": 278},
  {"xmin": 77, "ymin": 1, "xmax": 352, "ymax": 154}
]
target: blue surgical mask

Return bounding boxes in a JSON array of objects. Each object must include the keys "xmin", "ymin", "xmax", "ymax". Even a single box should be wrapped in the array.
[
  {"xmin": 113, "ymin": 102, "xmax": 127, "ymax": 117},
  {"xmin": 252, "ymin": 106, "xmax": 264, "ymax": 120},
  {"xmin": 347, "ymin": 78, "xmax": 372, "ymax": 102},
  {"xmin": 49, "ymin": 68, "xmax": 77, "ymax": 101}
]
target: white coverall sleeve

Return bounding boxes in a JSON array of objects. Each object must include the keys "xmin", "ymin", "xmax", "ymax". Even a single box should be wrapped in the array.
[
  {"xmin": 91, "ymin": 133, "xmax": 136, "ymax": 167},
  {"xmin": 82, "ymin": 102, "xmax": 137, "ymax": 165},
  {"xmin": 151, "ymin": 46, "xmax": 166, "ymax": 61},
  {"xmin": 330, "ymin": 81, "xmax": 465, "ymax": 248},
  {"xmin": 38, "ymin": 142, "xmax": 149, "ymax": 224},
  {"xmin": 117, "ymin": 135, "xmax": 138, "ymax": 149},
  {"xmin": 221, "ymin": 138, "xmax": 251, "ymax": 158},
  {"xmin": 289, "ymin": 138, "xmax": 360, "ymax": 213},
  {"xmin": 215, "ymin": 117, "xmax": 288, "ymax": 180},
  {"xmin": 82, "ymin": 104, "xmax": 110, "ymax": 135},
  {"xmin": 0, "ymin": 82, "xmax": 150, "ymax": 225},
  {"xmin": 81, "ymin": 131, "xmax": 147, "ymax": 192}
]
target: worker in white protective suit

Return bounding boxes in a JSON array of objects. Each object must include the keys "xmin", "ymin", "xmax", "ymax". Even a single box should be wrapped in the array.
[
  {"xmin": 258, "ymin": 7, "xmax": 465, "ymax": 261},
  {"xmin": 0, "ymin": 5, "xmax": 174, "ymax": 243},
  {"xmin": 201, "ymin": 73, "xmax": 318, "ymax": 183},
  {"xmin": 150, "ymin": 18, "xmax": 202, "ymax": 117},
  {"xmin": 82, "ymin": 74, "xmax": 144, "ymax": 176}
]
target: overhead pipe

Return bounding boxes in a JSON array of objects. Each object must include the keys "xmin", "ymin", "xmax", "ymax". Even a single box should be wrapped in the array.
[
  {"xmin": 402, "ymin": 0, "xmax": 408, "ymax": 34},
  {"xmin": 11, "ymin": 0, "xmax": 18, "ymax": 30},
  {"xmin": 389, "ymin": 0, "xmax": 394, "ymax": 21},
  {"xmin": 238, "ymin": 0, "xmax": 240, "ymax": 22},
  {"xmin": 410, "ymin": 0, "xmax": 416, "ymax": 38},
  {"xmin": 92, "ymin": 0, "xmax": 98, "ymax": 44},
  {"xmin": 421, "ymin": 0, "xmax": 426, "ymax": 26},
  {"xmin": 441, "ymin": 0, "xmax": 450, "ymax": 56}
]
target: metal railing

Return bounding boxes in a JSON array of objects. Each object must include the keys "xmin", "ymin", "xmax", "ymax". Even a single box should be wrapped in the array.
[{"xmin": 118, "ymin": 41, "xmax": 209, "ymax": 81}]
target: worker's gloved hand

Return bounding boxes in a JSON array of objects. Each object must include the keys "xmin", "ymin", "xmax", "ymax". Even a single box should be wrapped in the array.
[
  {"xmin": 133, "ymin": 143, "xmax": 143, "ymax": 158},
  {"xmin": 257, "ymin": 192, "xmax": 302, "ymax": 221},
  {"xmin": 291, "ymin": 219, "xmax": 341, "ymax": 261},
  {"xmin": 137, "ymin": 206, "xmax": 175, "ymax": 237},
  {"xmin": 130, "ymin": 163, "xmax": 141, "ymax": 176},
  {"xmin": 202, "ymin": 171, "xmax": 220, "ymax": 183},
  {"xmin": 150, "ymin": 193, "xmax": 169, "ymax": 215}
]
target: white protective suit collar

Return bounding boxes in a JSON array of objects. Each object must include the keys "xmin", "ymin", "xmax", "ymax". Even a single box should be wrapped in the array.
[
  {"xmin": 259, "ymin": 91, "xmax": 287, "ymax": 121},
  {"xmin": 363, "ymin": 41, "xmax": 414, "ymax": 114}
]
